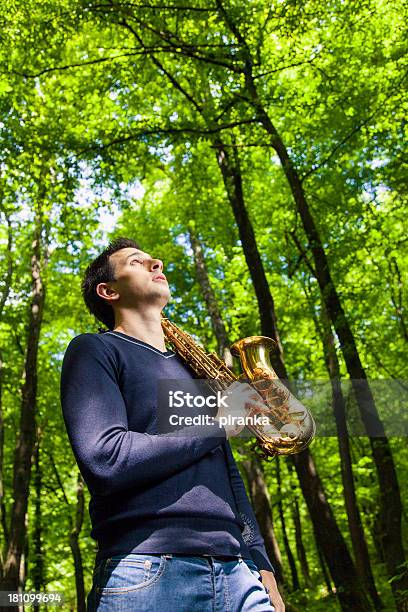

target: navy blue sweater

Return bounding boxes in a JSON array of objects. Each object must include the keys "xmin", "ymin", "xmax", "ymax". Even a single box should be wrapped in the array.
[{"xmin": 60, "ymin": 330, "xmax": 274, "ymax": 572}]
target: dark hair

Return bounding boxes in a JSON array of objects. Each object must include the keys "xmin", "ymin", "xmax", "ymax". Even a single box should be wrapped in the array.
[{"xmin": 82, "ymin": 237, "xmax": 140, "ymax": 331}]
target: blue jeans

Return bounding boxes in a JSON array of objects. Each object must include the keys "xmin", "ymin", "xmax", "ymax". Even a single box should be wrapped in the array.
[{"xmin": 86, "ymin": 553, "xmax": 274, "ymax": 611}]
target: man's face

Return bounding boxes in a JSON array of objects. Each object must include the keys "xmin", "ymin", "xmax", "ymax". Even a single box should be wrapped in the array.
[{"xmin": 98, "ymin": 247, "xmax": 170, "ymax": 310}]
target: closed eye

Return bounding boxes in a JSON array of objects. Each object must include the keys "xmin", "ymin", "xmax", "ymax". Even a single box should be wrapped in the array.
[{"xmin": 130, "ymin": 259, "xmax": 144, "ymax": 265}]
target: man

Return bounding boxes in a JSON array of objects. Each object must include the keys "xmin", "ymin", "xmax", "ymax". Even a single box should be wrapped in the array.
[{"xmin": 61, "ymin": 237, "xmax": 285, "ymax": 611}]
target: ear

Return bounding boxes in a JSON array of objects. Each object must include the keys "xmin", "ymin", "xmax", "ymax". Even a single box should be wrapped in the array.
[{"xmin": 96, "ymin": 282, "xmax": 120, "ymax": 304}]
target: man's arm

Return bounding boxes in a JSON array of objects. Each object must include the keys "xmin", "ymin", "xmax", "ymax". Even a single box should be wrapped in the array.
[
  {"xmin": 223, "ymin": 442, "xmax": 274, "ymax": 573},
  {"xmin": 60, "ymin": 333, "xmax": 226, "ymax": 496}
]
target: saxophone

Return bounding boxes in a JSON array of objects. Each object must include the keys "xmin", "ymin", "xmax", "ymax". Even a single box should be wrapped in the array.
[{"xmin": 161, "ymin": 317, "xmax": 315, "ymax": 458}]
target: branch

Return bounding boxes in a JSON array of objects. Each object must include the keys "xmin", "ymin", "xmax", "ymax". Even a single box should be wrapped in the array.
[
  {"xmin": 44, "ymin": 450, "xmax": 72, "ymax": 514},
  {"xmin": 288, "ymin": 231, "xmax": 317, "ymax": 278},
  {"xmin": 12, "ymin": 52, "xmax": 147, "ymax": 78},
  {"xmin": 12, "ymin": 331, "xmax": 24, "ymax": 356},
  {"xmin": 77, "ymin": 119, "xmax": 258, "ymax": 155},
  {"xmin": 215, "ymin": 0, "xmax": 249, "ymax": 51},
  {"xmin": 300, "ymin": 109, "xmax": 379, "ymax": 182},
  {"xmin": 119, "ymin": 19, "xmax": 202, "ymax": 113},
  {"xmin": 120, "ymin": 12, "xmax": 244, "ymax": 73},
  {"xmin": 300, "ymin": 69, "xmax": 408, "ymax": 181},
  {"xmin": 358, "ymin": 338, "xmax": 408, "ymax": 386},
  {"xmin": 255, "ymin": 3, "xmax": 274, "ymax": 64},
  {"xmin": 209, "ymin": 142, "xmax": 272, "ymax": 148},
  {"xmin": 253, "ymin": 55, "xmax": 320, "ymax": 81},
  {"xmin": 90, "ymin": 2, "xmax": 217, "ymax": 12}
]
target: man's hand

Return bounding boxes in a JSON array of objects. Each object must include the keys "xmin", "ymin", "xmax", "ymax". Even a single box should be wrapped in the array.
[
  {"xmin": 259, "ymin": 570, "xmax": 285, "ymax": 612},
  {"xmin": 214, "ymin": 381, "xmax": 265, "ymax": 438}
]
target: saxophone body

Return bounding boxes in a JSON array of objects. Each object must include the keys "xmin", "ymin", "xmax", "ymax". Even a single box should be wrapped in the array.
[{"xmin": 161, "ymin": 317, "xmax": 315, "ymax": 458}]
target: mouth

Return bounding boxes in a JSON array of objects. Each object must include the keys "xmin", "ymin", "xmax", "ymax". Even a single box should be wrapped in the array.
[{"xmin": 153, "ymin": 274, "xmax": 167, "ymax": 282}]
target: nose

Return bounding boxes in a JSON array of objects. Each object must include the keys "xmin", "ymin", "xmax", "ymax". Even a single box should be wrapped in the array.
[{"xmin": 150, "ymin": 258, "xmax": 163, "ymax": 272}]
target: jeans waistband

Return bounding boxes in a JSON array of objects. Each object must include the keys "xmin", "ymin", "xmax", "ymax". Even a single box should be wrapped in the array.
[{"xmin": 165, "ymin": 553, "xmax": 243, "ymax": 562}]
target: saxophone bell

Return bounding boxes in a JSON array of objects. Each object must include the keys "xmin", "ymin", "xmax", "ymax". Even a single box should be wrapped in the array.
[{"xmin": 230, "ymin": 336, "xmax": 316, "ymax": 457}]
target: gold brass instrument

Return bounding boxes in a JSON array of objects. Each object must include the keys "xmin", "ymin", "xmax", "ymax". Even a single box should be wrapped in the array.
[{"xmin": 161, "ymin": 317, "xmax": 315, "ymax": 458}]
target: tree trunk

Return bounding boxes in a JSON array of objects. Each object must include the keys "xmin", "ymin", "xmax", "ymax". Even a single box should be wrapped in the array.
[
  {"xmin": 189, "ymin": 228, "xmax": 232, "ymax": 366},
  {"xmin": 291, "ymin": 495, "xmax": 311, "ymax": 587},
  {"xmin": 276, "ymin": 458, "xmax": 299, "ymax": 591},
  {"xmin": 293, "ymin": 450, "xmax": 373, "ymax": 609},
  {"xmin": 49, "ymin": 449, "xmax": 86, "ymax": 612},
  {"xmin": 316, "ymin": 539, "xmax": 334, "ymax": 596},
  {"xmin": 214, "ymin": 141, "xmax": 371, "ymax": 611},
  {"xmin": 0, "ymin": 211, "xmax": 13, "ymax": 573},
  {"xmin": 246, "ymin": 77, "xmax": 407, "ymax": 607},
  {"xmin": 286, "ymin": 460, "xmax": 312, "ymax": 587},
  {"xmin": 241, "ymin": 456, "xmax": 285, "ymax": 587},
  {"xmin": 18, "ymin": 525, "xmax": 28, "ymax": 612},
  {"xmin": 69, "ymin": 473, "xmax": 86, "ymax": 612},
  {"xmin": 32, "ymin": 437, "xmax": 45, "ymax": 594},
  {"xmin": 318, "ymin": 300, "xmax": 383, "ymax": 609},
  {"xmin": 0, "ymin": 221, "xmax": 47, "ymax": 598},
  {"xmin": 214, "ymin": 141, "xmax": 286, "ymax": 378}
]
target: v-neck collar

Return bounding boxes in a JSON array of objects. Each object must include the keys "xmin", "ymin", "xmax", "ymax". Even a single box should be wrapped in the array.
[{"xmin": 106, "ymin": 331, "xmax": 176, "ymax": 358}]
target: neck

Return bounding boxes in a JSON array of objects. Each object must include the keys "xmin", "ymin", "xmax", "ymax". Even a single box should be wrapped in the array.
[{"xmin": 113, "ymin": 306, "xmax": 167, "ymax": 352}]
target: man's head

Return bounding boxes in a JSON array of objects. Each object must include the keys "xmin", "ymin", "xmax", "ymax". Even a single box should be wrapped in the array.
[{"xmin": 82, "ymin": 237, "xmax": 169, "ymax": 330}]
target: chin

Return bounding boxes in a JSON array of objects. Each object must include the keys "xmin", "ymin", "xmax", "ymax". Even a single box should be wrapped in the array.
[{"xmin": 155, "ymin": 286, "xmax": 171, "ymax": 306}]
